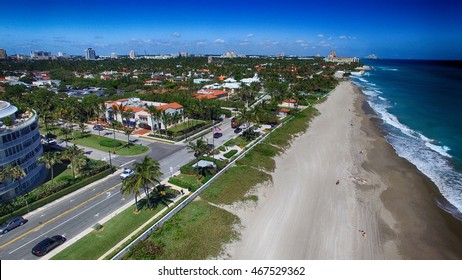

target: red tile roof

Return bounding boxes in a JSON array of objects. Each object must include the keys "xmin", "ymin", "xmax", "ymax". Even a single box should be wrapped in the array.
[
  {"xmin": 157, "ymin": 102, "xmax": 183, "ymax": 111},
  {"xmin": 194, "ymin": 94, "xmax": 217, "ymax": 100},
  {"xmin": 278, "ymin": 108, "xmax": 291, "ymax": 113}
]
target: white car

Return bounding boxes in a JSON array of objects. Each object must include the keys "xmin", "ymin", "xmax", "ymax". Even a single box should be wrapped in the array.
[{"xmin": 120, "ymin": 168, "xmax": 134, "ymax": 180}]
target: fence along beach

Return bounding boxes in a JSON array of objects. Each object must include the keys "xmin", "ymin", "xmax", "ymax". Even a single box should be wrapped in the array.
[{"xmin": 222, "ymin": 81, "xmax": 462, "ymax": 259}]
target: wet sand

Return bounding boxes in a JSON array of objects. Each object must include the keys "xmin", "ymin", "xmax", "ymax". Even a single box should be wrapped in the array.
[{"xmin": 221, "ymin": 81, "xmax": 462, "ymax": 259}]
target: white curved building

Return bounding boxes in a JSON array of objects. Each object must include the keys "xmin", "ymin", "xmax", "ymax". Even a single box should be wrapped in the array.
[{"xmin": 0, "ymin": 100, "xmax": 46, "ymax": 203}]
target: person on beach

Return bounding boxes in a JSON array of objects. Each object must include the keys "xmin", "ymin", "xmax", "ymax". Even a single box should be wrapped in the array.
[{"xmin": 336, "ymin": 179, "xmax": 340, "ymax": 185}]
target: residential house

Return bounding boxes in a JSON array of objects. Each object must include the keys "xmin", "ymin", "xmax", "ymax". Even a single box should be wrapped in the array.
[
  {"xmin": 280, "ymin": 99, "xmax": 298, "ymax": 108},
  {"xmin": 194, "ymin": 89, "xmax": 228, "ymax": 100},
  {"xmin": 104, "ymin": 98, "xmax": 184, "ymax": 132}
]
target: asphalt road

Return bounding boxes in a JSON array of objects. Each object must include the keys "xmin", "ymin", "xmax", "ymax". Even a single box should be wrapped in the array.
[{"xmin": 0, "ymin": 118, "xmax": 236, "ymax": 260}]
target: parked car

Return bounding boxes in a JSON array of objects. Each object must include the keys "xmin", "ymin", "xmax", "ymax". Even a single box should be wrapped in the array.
[
  {"xmin": 234, "ymin": 127, "xmax": 242, "ymax": 133},
  {"xmin": 45, "ymin": 138, "xmax": 57, "ymax": 145},
  {"xmin": 1, "ymin": 216, "xmax": 27, "ymax": 234},
  {"xmin": 120, "ymin": 168, "xmax": 134, "ymax": 180},
  {"xmin": 93, "ymin": 125, "xmax": 104, "ymax": 131},
  {"xmin": 31, "ymin": 235, "xmax": 66, "ymax": 256},
  {"xmin": 213, "ymin": 132, "xmax": 223, "ymax": 138}
]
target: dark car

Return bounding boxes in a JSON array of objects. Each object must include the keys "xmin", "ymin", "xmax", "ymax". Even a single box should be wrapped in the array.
[
  {"xmin": 213, "ymin": 132, "xmax": 223, "ymax": 138},
  {"xmin": 93, "ymin": 125, "xmax": 104, "ymax": 131},
  {"xmin": 31, "ymin": 235, "xmax": 66, "ymax": 256},
  {"xmin": 234, "ymin": 127, "xmax": 242, "ymax": 133},
  {"xmin": 1, "ymin": 216, "xmax": 27, "ymax": 234}
]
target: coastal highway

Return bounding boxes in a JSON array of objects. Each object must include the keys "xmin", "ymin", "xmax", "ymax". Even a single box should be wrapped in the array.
[
  {"xmin": 0, "ymin": 117, "xmax": 235, "ymax": 260},
  {"xmin": 0, "ymin": 140, "xmax": 191, "ymax": 260}
]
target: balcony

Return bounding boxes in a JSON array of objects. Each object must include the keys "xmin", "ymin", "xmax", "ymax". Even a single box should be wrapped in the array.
[{"xmin": 0, "ymin": 110, "xmax": 37, "ymax": 135}]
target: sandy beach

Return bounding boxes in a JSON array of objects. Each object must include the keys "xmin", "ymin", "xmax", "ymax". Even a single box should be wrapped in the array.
[{"xmin": 221, "ymin": 81, "xmax": 462, "ymax": 259}]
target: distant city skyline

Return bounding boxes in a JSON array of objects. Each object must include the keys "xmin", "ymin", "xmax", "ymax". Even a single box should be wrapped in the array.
[{"xmin": 1, "ymin": 0, "xmax": 462, "ymax": 60}]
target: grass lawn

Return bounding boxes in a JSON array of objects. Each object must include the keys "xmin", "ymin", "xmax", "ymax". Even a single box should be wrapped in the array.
[
  {"xmin": 236, "ymin": 143, "xmax": 280, "ymax": 173},
  {"xmin": 224, "ymin": 136, "xmax": 249, "ymax": 148},
  {"xmin": 167, "ymin": 119, "xmax": 206, "ymax": 133},
  {"xmin": 52, "ymin": 199, "xmax": 168, "ymax": 260},
  {"xmin": 201, "ymin": 165, "xmax": 272, "ymax": 205},
  {"xmin": 71, "ymin": 133, "xmax": 149, "ymax": 156},
  {"xmin": 124, "ymin": 200, "xmax": 239, "ymax": 260},
  {"xmin": 40, "ymin": 126, "xmax": 148, "ymax": 156},
  {"xmin": 168, "ymin": 174, "xmax": 203, "ymax": 190}
]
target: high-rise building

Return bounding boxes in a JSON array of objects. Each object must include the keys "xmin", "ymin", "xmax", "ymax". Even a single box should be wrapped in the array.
[
  {"xmin": 30, "ymin": 50, "xmax": 51, "ymax": 60},
  {"xmin": 84, "ymin": 48, "xmax": 96, "ymax": 60},
  {"xmin": 0, "ymin": 49, "xmax": 7, "ymax": 60},
  {"xmin": 0, "ymin": 101, "xmax": 47, "ymax": 203},
  {"xmin": 129, "ymin": 50, "xmax": 136, "ymax": 59},
  {"xmin": 110, "ymin": 53, "xmax": 118, "ymax": 59},
  {"xmin": 57, "ymin": 52, "xmax": 69, "ymax": 58}
]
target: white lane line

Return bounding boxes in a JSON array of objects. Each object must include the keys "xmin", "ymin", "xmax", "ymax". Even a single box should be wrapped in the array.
[
  {"xmin": 8, "ymin": 190, "xmax": 120, "ymax": 255},
  {"xmin": 119, "ymin": 160, "xmax": 136, "ymax": 167}
]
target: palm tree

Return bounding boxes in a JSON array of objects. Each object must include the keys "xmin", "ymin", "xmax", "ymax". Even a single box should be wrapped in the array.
[
  {"xmin": 120, "ymin": 178, "xmax": 142, "ymax": 212},
  {"xmin": 171, "ymin": 111, "xmax": 181, "ymax": 128},
  {"xmin": 0, "ymin": 166, "xmax": 8, "ymax": 184},
  {"xmin": 38, "ymin": 152, "xmax": 61, "ymax": 187},
  {"xmin": 95, "ymin": 102, "xmax": 106, "ymax": 137},
  {"xmin": 124, "ymin": 127, "xmax": 134, "ymax": 145},
  {"xmin": 147, "ymin": 105, "xmax": 159, "ymax": 134},
  {"xmin": 120, "ymin": 156, "xmax": 163, "ymax": 209},
  {"xmin": 7, "ymin": 165, "xmax": 26, "ymax": 194},
  {"xmin": 122, "ymin": 109, "xmax": 133, "ymax": 128},
  {"xmin": 62, "ymin": 145, "xmax": 86, "ymax": 180},
  {"xmin": 160, "ymin": 111, "xmax": 170, "ymax": 135},
  {"xmin": 187, "ymin": 139, "xmax": 209, "ymax": 158},
  {"xmin": 60, "ymin": 127, "xmax": 71, "ymax": 148},
  {"xmin": 111, "ymin": 103, "xmax": 126, "ymax": 140}
]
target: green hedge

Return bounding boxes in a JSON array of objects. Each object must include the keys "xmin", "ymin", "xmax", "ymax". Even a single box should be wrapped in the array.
[
  {"xmin": 223, "ymin": 149, "xmax": 238, "ymax": 159},
  {"xmin": 99, "ymin": 139, "xmax": 122, "ymax": 147},
  {"xmin": 0, "ymin": 167, "xmax": 112, "ymax": 224}
]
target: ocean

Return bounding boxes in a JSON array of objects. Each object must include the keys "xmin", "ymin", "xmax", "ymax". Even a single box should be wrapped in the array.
[{"xmin": 350, "ymin": 59, "xmax": 462, "ymax": 218}]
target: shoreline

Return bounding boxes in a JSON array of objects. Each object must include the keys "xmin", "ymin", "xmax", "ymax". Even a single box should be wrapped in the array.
[
  {"xmin": 221, "ymin": 81, "xmax": 462, "ymax": 259},
  {"xmin": 356, "ymin": 85, "xmax": 462, "ymax": 259}
]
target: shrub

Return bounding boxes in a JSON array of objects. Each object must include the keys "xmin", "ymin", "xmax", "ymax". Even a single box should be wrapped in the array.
[{"xmin": 99, "ymin": 139, "xmax": 122, "ymax": 147}]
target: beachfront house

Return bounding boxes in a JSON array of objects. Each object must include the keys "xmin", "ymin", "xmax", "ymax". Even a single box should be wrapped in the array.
[{"xmin": 104, "ymin": 98, "xmax": 184, "ymax": 132}]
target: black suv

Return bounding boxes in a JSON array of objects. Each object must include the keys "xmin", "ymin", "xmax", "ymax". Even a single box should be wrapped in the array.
[{"xmin": 0, "ymin": 216, "xmax": 27, "ymax": 234}]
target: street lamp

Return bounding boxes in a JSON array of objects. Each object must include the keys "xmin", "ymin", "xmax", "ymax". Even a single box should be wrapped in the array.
[{"xmin": 108, "ymin": 150, "xmax": 113, "ymax": 173}]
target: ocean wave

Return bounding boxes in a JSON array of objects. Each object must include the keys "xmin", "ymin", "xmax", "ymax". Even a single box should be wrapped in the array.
[
  {"xmin": 362, "ymin": 88, "xmax": 461, "ymax": 212},
  {"xmin": 378, "ymin": 67, "xmax": 399, "ymax": 71},
  {"xmin": 425, "ymin": 142, "xmax": 452, "ymax": 158},
  {"xmin": 352, "ymin": 65, "xmax": 462, "ymax": 213},
  {"xmin": 387, "ymin": 132, "xmax": 462, "ymax": 213}
]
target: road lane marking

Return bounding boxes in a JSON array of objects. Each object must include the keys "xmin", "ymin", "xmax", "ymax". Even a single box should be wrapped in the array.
[
  {"xmin": 8, "ymin": 189, "xmax": 120, "ymax": 255},
  {"xmin": 0, "ymin": 183, "xmax": 122, "ymax": 250},
  {"xmin": 120, "ymin": 160, "xmax": 135, "ymax": 167}
]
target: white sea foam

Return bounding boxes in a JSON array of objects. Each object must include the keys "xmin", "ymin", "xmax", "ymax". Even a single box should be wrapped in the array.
[
  {"xmin": 425, "ymin": 142, "xmax": 452, "ymax": 158},
  {"xmin": 378, "ymin": 67, "xmax": 399, "ymax": 71},
  {"xmin": 353, "ymin": 74, "xmax": 462, "ymax": 213}
]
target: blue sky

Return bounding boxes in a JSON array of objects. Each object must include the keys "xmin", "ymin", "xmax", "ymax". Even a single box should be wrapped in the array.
[{"xmin": 1, "ymin": 0, "xmax": 461, "ymax": 59}]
